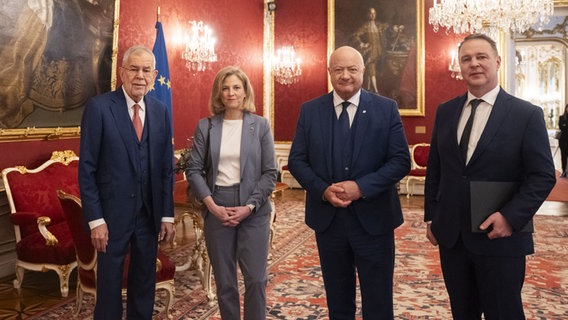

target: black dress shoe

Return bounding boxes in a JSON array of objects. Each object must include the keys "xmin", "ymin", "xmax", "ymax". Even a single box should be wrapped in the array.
[{"xmin": 561, "ymin": 171, "xmax": 567, "ymax": 178}]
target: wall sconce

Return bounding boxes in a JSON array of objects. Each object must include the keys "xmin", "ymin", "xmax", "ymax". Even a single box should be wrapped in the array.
[
  {"xmin": 272, "ymin": 46, "xmax": 302, "ymax": 85},
  {"xmin": 449, "ymin": 48, "xmax": 462, "ymax": 80},
  {"xmin": 182, "ymin": 21, "xmax": 217, "ymax": 72}
]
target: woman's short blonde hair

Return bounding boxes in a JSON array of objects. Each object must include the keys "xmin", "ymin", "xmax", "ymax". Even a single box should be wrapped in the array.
[{"xmin": 209, "ymin": 66, "xmax": 256, "ymax": 115}]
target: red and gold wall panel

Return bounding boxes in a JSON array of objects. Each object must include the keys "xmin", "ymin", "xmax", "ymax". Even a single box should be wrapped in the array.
[{"xmin": 0, "ymin": 0, "xmax": 466, "ymax": 169}]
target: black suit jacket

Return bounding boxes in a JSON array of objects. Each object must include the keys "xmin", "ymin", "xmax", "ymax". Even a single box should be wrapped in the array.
[{"xmin": 424, "ymin": 88, "xmax": 556, "ymax": 256}]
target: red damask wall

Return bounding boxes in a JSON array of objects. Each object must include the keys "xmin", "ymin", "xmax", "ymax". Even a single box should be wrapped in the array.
[
  {"xmin": 116, "ymin": 0, "xmax": 265, "ymax": 149},
  {"xmin": 272, "ymin": 0, "xmax": 467, "ymax": 144},
  {"xmin": 273, "ymin": 0, "xmax": 329, "ymax": 142},
  {"xmin": 0, "ymin": 0, "xmax": 466, "ymax": 169}
]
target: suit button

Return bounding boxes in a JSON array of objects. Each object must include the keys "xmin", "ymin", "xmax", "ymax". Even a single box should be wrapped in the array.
[{"xmin": 130, "ymin": 194, "xmax": 135, "ymax": 198}]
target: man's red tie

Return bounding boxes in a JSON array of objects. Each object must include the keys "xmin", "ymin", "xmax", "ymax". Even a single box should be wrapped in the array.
[{"xmin": 132, "ymin": 104, "xmax": 143, "ymax": 141}]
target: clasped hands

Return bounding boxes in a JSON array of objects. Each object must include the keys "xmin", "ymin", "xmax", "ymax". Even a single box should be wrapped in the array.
[
  {"xmin": 324, "ymin": 180, "xmax": 362, "ymax": 208},
  {"xmin": 208, "ymin": 203, "xmax": 252, "ymax": 227}
]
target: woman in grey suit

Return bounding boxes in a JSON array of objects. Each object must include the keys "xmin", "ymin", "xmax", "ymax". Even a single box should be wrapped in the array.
[{"xmin": 186, "ymin": 66, "xmax": 277, "ymax": 320}]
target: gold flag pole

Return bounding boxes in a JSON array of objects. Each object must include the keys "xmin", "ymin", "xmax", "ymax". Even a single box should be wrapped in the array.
[{"xmin": 157, "ymin": 0, "xmax": 161, "ymax": 22}]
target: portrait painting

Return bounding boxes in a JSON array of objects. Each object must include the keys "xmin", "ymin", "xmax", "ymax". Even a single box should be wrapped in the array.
[
  {"xmin": 0, "ymin": 0, "xmax": 118, "ymax": 140},
  {"xmin": 329, "ymin": 0, "xmax": 424, "ymax": 116}
]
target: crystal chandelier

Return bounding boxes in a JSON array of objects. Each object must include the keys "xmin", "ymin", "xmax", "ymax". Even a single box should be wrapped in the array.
[
  {"xmin": 182, "ymin": 21, "xmax": 217, "ymax": 72},
  {"xmin": 429, "ymin": 0, "xmax": 554, "ymax": 34},
  {"xmin": 272, "ymin": 46, "xmax": 302, "ymax": 85},
  {"xmin": 449, "ymin": 47, "xmax": 463, "ymax": 80}
]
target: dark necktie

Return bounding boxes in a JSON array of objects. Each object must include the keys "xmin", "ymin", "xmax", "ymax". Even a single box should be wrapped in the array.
[
  {"xmin": 459, "ymin": 99, "xmax": 482, "ymax": 162},
  {"xmin": 339, "ymin": 101, "xmax": 350, "ymax": 133},
  {"xmin": 333, "ymin": 101, "xmax": 351, "ymax": 181},
  {"xmin": 132, "ymin": 104, "xmax": 143, "ymax": 141}
]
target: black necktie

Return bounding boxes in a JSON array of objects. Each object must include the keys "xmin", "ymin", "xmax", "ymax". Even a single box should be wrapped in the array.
[
  {"xmin": 339, "ymin": 101, "xmax": 350, "ymax": 133},
  {"xmin": 332, "ymin": 101, "xmax": 351, "ymax": 180},
  {"xmin": 459, "ymin": 99, "xmax": 482, "ymax": 163}
]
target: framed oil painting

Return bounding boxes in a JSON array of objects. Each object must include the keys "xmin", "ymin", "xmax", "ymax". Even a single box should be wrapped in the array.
[
  {"xmin": 0, "ymin": 0, "xmax": 119, "ymax": 141},
  {"xmin": 328, "ymin": 0, "xmax": 424, "ymax": 116}
]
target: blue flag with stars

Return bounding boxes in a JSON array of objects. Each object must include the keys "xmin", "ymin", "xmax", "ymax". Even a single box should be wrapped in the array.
[{"xmin": 149, "ymin": 21, "xmax": 173, "ymax": 128}]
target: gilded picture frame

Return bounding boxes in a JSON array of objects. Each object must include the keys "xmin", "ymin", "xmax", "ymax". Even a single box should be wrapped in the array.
[
  {"xmin": 0, "ymin": 0, "xmax": 120, "ymax": 142},
  {"xmin": 328, "ymin": 0, "xmax": 424, "ymax": 116}
]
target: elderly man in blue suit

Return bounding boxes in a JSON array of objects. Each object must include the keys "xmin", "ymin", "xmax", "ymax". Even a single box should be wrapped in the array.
[
  {"xmin": 78, "ymin": 45, "xmax": 175, "ymax": 319},
  {"xmin": 424, "ymin": 33, "xmax": 556, "ymax": 319},
  {"xmin": 288, "ymin": 46, "xmax": 410, "ymax": 319}
]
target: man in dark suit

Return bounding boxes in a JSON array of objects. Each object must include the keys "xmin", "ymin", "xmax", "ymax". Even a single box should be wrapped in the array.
[
  {"xmin": 288, "ymin": 46, "xmax": 410, "ymax": 319},
  {"xmin": 424, "ymin": 33, "xmax": 556, "ymax": 319},
  {"xmin": 78, "ymin": 45, "xmax": 175, "ymax": 319}
]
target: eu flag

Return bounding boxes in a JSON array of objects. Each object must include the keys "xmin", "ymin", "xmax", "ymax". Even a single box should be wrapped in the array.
[{"xmin": 149, "ymin": 21, "xmax": 173, "ymax": 128}]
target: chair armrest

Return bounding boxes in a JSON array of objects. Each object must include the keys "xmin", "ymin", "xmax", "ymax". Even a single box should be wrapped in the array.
[
  {"xmin": 9, "ymin": 211, "xmax": 44, "ymax": 225},
  {"xmin": 9, "ymin": 212, "xmax": 59, "ymax": 246}
]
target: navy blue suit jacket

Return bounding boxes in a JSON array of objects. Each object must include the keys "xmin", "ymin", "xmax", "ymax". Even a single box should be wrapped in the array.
[
  {"xmin": 288, "ymin": 90, "xmax": 410, "ymax": 235},
  {"xmin": 424, "ymin": 88, "xmax": 556, "ymax": 256},
  {"xmin": 78, "ymin": 89, "xmax": 174, "ymax": 235}
]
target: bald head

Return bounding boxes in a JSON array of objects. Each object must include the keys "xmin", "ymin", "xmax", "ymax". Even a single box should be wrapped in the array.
[
  {"xmin": 329, "ymin": 46, "xmax": 365, "ymax": 69},
  {"xmin": 328, "ymin": 46, "xmax": 365, "ymax": 100}
]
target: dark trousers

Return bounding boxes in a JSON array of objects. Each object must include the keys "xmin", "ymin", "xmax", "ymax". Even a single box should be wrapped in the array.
[
  {"xmin": 560, "ymin": 139, "xmax": 568, "ymax": 172},
  {"xmin": 94, "ymin": 208, "xmax": 158, "ymax": 320},
  {"xmin": 439, "ymin": 237, "xmax": 526, "ymax": 320},
  {"xmin": 315, "ymin": 209, "xmax": 395, "ymax": 320}
]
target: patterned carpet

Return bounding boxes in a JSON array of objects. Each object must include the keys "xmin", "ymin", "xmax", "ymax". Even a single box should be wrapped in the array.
[
  {"xmin": 547, "ymin": 171, "xmax": 568, "ymax": 202},
  {"xmin": 6, "ymin": 190, "xmax": 568, "ymax": 319}
]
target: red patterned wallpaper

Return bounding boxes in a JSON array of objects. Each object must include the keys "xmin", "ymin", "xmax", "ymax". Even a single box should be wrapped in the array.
[
  {"xmin": 117, "ymin": 0, "xmax": 265, "ymax": 149},
  {"xmin": 403, "ymin": 0, "xmax": 466, "ymax": 145},
  {"xmin": 273, "ymin": 0, "xmax": 329, "ymax": 142},
  {"xmin": 0, "ymin": 0, "xmax": 467, "ymax": 169},
  {"xmin": 272, "ymin": 0, "xmax": 467, "ymax": 144}
]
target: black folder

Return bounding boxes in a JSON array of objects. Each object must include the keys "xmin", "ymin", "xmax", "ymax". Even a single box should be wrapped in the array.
[{"xmin": 470, "ymin": 181, "xmax": 533, "ymax": 233}]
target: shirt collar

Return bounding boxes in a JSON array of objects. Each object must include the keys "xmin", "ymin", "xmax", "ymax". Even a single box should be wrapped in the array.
[
  {"xmin": 122, "ymin": 86, "xmax": 146, "ymax": 111},
  {"xmin": 333, "ymin": 90, "xmax": 361, "ymax": 108},
  {"xmin": 467, "ymin": 85, "xmax": 500, "ymax": 106}
]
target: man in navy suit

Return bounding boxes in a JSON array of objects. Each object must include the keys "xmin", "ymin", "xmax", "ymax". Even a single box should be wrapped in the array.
[
  {"xmin": 424, "ymin": 34, "xmax": 556, "ymax": 319},
  {"xmin": 78, "ymin": 46, "xmax": 175, "ymax": 319},
  {"xmin": 288, "ymin": 46, "xmax": 410, "ymax": 319}
]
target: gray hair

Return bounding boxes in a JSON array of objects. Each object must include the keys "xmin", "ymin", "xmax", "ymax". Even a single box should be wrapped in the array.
[{"xmin": 122, "ymin": 46, "xmax": 156, "ymax": 68}]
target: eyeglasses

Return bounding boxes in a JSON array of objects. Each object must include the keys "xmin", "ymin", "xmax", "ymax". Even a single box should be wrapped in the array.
[
  {"xmin": 121, "ymin": 66, "xmax": 154, "ymax": 77},
  {"xmin": 330, "ymin": 66, "xmax": 362, "ymax": 76}
]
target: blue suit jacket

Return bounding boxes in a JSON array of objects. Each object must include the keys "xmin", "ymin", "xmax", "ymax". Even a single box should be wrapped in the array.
[
  {"xmin": 288, "ymin": 90, "xmax": 410, "ymax": 235},
  {"xmin": 78, "ymin": 89, "xmax": 174, "ymax": 235},
  {"xmin": 424, "ymin": 88, "xmax": 556, "ymax": 256},
  {"xmin": 186, "ymin": 113, "xmax": 277, "ymax": 216}
]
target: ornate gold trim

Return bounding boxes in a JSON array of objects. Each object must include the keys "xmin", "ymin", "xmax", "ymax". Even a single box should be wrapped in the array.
[
  {"xmin": 264, "ymin": 0, "xmax": 275, "ymax": 135},
  {"xmin": 327, "ymin": 0, "xmax": 425, "ymax": 116},
  {"xmin": 50, "ymin": 150, "xmax": 79, "ymax": 165},
  {"xmin": 516, "ymin": 36, "xmax": 568, "ymax": 47},
  {"xmin": 0, "ymin": 1, "xmax": 120, "ymax": 142}
]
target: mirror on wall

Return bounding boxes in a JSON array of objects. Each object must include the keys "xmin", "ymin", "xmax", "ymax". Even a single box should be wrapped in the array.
[{"xmin": 514, "ymin": 14, "xmax": 568, "ymax": 130}]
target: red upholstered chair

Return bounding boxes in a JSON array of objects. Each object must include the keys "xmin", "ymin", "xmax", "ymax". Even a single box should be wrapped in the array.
[
  {"xmin": 57, "ymin": 190, "xmax": 176, "ymax": 319},
  {"xmin": 1, "ymin": 150, "xmax": 79, "ymax": 297},
  {"xmin": 405, "ymin": 143, "xmax": 430, "ymax": 198},
  {"xmin": 276, "ymin": 154, "xmax": 301, "ymax": 189}
]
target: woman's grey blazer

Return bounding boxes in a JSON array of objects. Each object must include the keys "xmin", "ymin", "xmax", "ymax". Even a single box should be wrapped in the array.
[{"xmin": 186, "ymin": 112, "xmax": 277, "ymax": 216}]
